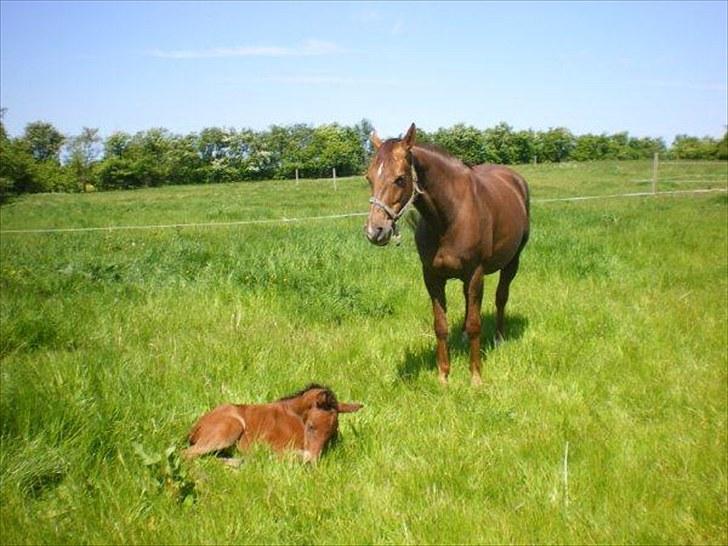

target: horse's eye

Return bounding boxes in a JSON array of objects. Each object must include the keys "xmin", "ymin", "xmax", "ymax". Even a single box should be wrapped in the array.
[{"xmin": 394, "ymin": 176, "xmax": 406, "ymax": 188}]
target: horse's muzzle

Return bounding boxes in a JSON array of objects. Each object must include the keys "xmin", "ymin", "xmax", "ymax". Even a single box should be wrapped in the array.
[{"xmin": 365, "ymin": 223, "xmax": 393, "ymax": 246}]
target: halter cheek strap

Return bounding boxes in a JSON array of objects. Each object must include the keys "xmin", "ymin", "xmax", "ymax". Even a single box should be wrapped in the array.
[{"xmin": 368, "ymin": 164, "xmax": 424, "ymax": 225}]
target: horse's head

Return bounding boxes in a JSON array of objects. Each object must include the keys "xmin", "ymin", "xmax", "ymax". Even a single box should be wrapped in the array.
[{"xmin": 365, "ymin": 123, "xmax": 420, "ymax": 246}]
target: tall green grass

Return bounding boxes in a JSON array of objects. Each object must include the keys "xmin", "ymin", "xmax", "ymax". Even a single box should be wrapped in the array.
[{"xmin": 1, "ymin": 161, "xmax": 726, "ymax": 544}]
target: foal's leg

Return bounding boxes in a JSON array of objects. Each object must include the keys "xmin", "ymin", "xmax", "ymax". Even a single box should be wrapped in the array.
[
  {"xmin": 424, "ymin": 272, "xmax": 450, "ymax": 384},
  {"xmin": 183, "ymin": 415, "xmax": 245, "ymax": 460},
  {"xmin": 495, "ymin": 253, "xmax": 521, "ymax": 343},
  {"xmin": 463, "ymin": 268, "xmax": 484, "ymax": 387}
]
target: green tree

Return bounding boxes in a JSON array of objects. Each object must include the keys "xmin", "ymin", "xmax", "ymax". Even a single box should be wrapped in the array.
[
  {"xmin": 354, "ymin": 118, "xmax": 375, "ymax": 164},
  {"xmin": 671, "ymin": 135, "xmax": 719, "ymax": 159},
  {"xmin": 0, "ymin": 113, "xmax": 70, "ymax": 196},
  {"xmin": 433, "ymin": 124, "xmax": 490, "ymax": 166},
  {"xmin": 167, "ymin": 134, "xmax": 204, "ymax": 185},
  {"xmin": 482, "ymin": 122, "xmax": 509, "ymax": 164},
  {"xmin": 21, "ymin": 121, "xmax": 65, "ymax": 162},
  {"xmin": 717, "ymin": 131, "xmax": 728, "ymax": 160},
  {"xmin": 104, "ymin": 131, "xmax": 132, "ymax": 158},
  {"xmin": 511, "ymin": 130, "xmax": 537, "ymax": 164},
  {"xmin": 67, "ymin": 127, "xmax": 102, "ymax": 190},
  {"xmin": 197, "ymin": 127, "xmax": 237, "ymax": 183},
  {"xmin": 572, "ymin": 134, "xmax": 610, "ymax": 161},
  {"xmin": 305, "ymin": 124, "xmax": 363, "ymax": 177},
  {"xmin": 628, "ymin": 136, "xmax": 666, "ymax": 159},
  {"xmin": 537, "ymin": 127, "xmax": 575, "ymax": 162}
]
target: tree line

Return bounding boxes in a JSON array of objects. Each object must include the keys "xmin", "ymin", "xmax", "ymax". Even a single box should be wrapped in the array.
[{"xmin": 1, "ymin": 111, "xmax": 726, "ymax": 200}]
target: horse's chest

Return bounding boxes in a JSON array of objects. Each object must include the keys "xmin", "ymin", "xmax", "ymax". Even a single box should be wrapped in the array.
[
  {"xmin": 417, "ymin": 237, "xmax": 477, "ymax": 278},
  {"xmin": 432, "ymin": 248, "xmax": 465, "ymax": 273}
]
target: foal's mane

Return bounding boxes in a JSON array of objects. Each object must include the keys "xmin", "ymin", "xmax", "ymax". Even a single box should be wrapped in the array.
[{"xmin": 277, "ymin": 383, "xmax": 339, "ymax": 410}]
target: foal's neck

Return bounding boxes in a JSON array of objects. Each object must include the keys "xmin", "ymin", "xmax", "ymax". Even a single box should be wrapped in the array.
[
  {"xmin": 280, "ymin": 397, "xmax": 307, "ymax": 416},
  {"xmin": 412, "ymin": 145, "xmax": 470, "ymax": 232}
]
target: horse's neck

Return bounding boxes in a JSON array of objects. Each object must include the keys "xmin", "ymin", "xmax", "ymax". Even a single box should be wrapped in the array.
[{"xmin": 412, "ymin": 146, "xmax": 471, "ymax": 232}]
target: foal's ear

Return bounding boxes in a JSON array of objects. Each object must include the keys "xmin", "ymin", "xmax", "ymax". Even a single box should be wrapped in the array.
[
  {"xmin": 402, "ymin": 123, "xmax": 416, "ymax": 150},
  {"xmin": 316, "ymin": 391, "xmax": 337, "ymax": 410},
  {"xmin": 370, "ymin": 130, "xmax": 383, "ymax": 150},
  {"xmin": 337, "ymin": 402, "xmax": 363, "ymax": 413}
]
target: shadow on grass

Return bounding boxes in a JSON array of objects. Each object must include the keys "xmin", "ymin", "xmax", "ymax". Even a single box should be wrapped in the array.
[{"xmin": 396, "ymin": 313, "xmax": 529, "ymax": 382}]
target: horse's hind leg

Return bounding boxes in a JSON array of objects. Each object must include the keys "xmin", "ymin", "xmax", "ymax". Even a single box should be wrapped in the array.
[
  {"xmin": 495, "ymin": 252, "xmax": 521, "ymax": 343},
  {"xmin": 463, "ymin": 267, "xmax": 485, "ymax": 387}
]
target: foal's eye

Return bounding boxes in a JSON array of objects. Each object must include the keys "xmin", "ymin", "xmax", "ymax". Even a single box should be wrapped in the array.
[{"xmin": 394, "ymin": 176, "xmax": 406, "ymax": 188}]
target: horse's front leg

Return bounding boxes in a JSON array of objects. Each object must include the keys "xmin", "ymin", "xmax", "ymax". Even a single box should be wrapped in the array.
[
  {"xmin": 424, "ymin": 271, "xmax": 450, "ymax": 384},
  {"xmin": 463, "ymin": 268, "xmax": 484, "ymax": 387}
]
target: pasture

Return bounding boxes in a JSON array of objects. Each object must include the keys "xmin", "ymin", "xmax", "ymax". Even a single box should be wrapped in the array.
[{"xmin": 0, "ymin": 160, "xmax": 726, "ymax": 544}]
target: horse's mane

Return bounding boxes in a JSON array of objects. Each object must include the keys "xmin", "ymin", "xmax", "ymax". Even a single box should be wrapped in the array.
[
  {"xmin": 414, "ymin": 142, "xmax": 473, "ymax": 168},
  {"xmin": 383, "ymin": 137, "xmax": 470, "ymax": 169},
  {"xmin": 277, "ymin": 383, "xmax": 339, "ymax": 410}
]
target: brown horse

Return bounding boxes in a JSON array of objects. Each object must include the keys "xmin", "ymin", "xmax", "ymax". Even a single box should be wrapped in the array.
[
  {"xmin": 184, "ymin": 384, "xmax": 363, "ymax": 463},
  {"xmin": 365, "ymin": 124, "xmax": 530, "ymax": 386}
]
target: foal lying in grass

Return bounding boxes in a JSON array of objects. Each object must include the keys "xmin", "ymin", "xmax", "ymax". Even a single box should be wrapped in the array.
[{"xmin": 184, "ymin": 384, "xmax": 363, "ymax": 464}]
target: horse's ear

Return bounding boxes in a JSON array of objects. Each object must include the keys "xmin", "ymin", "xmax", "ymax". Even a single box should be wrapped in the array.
[
  {"xmin": 370, "ymin": 130, "xmax": 383, "ymax": 150},
  {"xmin": 403, "ymin": 123, "xmax": 416, "ymax": 150},
  {"xmin": 337, "ymin": 402, "xmax": 363, "ymax": 413}
]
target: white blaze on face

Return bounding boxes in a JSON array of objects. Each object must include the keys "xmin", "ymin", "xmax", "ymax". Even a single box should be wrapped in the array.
[{"xmin": 377, "ymin": 161, "xmax": 384, "ymax": 178}]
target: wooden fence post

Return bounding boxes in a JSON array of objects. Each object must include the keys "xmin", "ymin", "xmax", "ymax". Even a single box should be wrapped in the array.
[
  {"xmin": 295, "ymin": 168, "xmax": 299, "ymax": 186},
  {"xmin": 652, "ymin": 152, "xmax": 659, "ymax": 194},
  {"xmin": 333, "ymin": 167, "xmax": 337, "ymax": 190}
]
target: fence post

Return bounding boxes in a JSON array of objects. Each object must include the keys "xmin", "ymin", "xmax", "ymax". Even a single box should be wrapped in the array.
[
  {"xmin": 652, "ymin": 152, "xmax": 659, "ymax": 194},
  {"xmin": 333, "ymin": 167, "xmax": 337, "ymax": 190},
  {"xmin": 295, "ymin": 168, "xmax": 299, "ymax": 186}
]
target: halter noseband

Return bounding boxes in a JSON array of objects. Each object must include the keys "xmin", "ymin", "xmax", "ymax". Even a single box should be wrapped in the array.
[{"xmin": 368, "ymin": 163, "xmax": 424, "ymax": 228}]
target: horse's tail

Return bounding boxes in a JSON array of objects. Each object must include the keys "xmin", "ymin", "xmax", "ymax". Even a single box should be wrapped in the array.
[{"xmin": 518, "ymin": 174, "xmax": 531, "ymax": 252}]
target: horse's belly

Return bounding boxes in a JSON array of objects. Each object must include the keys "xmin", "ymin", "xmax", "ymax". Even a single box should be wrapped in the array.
[{"xmin": 481, "ymin": 236, "xmax": 522, "ymax": 273}]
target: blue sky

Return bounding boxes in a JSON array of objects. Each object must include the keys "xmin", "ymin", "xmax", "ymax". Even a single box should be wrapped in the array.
[{"xmin": 1, "ymin": 1, "xmax": 726, "ymax": 143}]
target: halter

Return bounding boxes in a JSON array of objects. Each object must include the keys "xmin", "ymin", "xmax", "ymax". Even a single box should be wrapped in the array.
[{"xmin": 368, "ymin": 163, "xmax": 424, "ymax": 232}]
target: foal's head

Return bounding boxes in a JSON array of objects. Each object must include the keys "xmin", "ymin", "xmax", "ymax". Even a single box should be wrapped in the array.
[
  {"xmin": 279, "ymin": 384, "xmax": 363, "ymax": 462},
  {"xmin": 365, "ymin": 123, "xmax": 418, "ymax": 246},
  {"xmin": 279, "ymin": 383, "xmax": 363, "ymax": 420}
]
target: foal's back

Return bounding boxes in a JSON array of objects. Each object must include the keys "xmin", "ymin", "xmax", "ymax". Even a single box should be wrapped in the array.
[
  {"xmin": 238, "ymin": 403, "xmax": 305, "ymax": 451},
  {"xmin": 184, "ymin": 402, "xmax": 305, "ymax": 459}
]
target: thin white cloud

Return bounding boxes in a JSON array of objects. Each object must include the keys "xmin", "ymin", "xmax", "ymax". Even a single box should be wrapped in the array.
[
  {"xmin": 351, "ymin": 8, "xmax": 381, "ymax": 24},
  {"xmin": 643, "ymin": 80, "xmax": 727, "ymax": 92},
  {"xmin": 250, "ymin": 75, "xmax": 402, "ymax": 86},
  {"xmin": 150, "ymin": 39, "xmax": 340, "ymax": 59},
  {"xmin": 390, "ymin": 19, "xmax": 405, "ymax": 36}
]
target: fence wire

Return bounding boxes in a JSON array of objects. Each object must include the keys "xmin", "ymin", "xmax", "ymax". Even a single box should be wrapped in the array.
[{"xmin": 1, "ymin": 187, "xmax": 725, "ymax": 235}]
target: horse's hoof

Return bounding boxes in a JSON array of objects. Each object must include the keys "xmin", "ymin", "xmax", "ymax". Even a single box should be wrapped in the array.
[
  {"xmin": 438, "ymin": 373, "xmax": 449, "ymax": 386},
  {"xmin": 494, "ymin": 335, "xmax": 504, "ymax": 347},
  {"xmin": 471, "ymin": 374, "xmax": 483, "ymax": 388}
]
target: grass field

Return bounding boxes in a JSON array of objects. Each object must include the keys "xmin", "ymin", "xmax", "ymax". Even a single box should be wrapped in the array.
[{"xmin": 1, "ymin": 160, "xmax": 726, "ymax": 544}]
